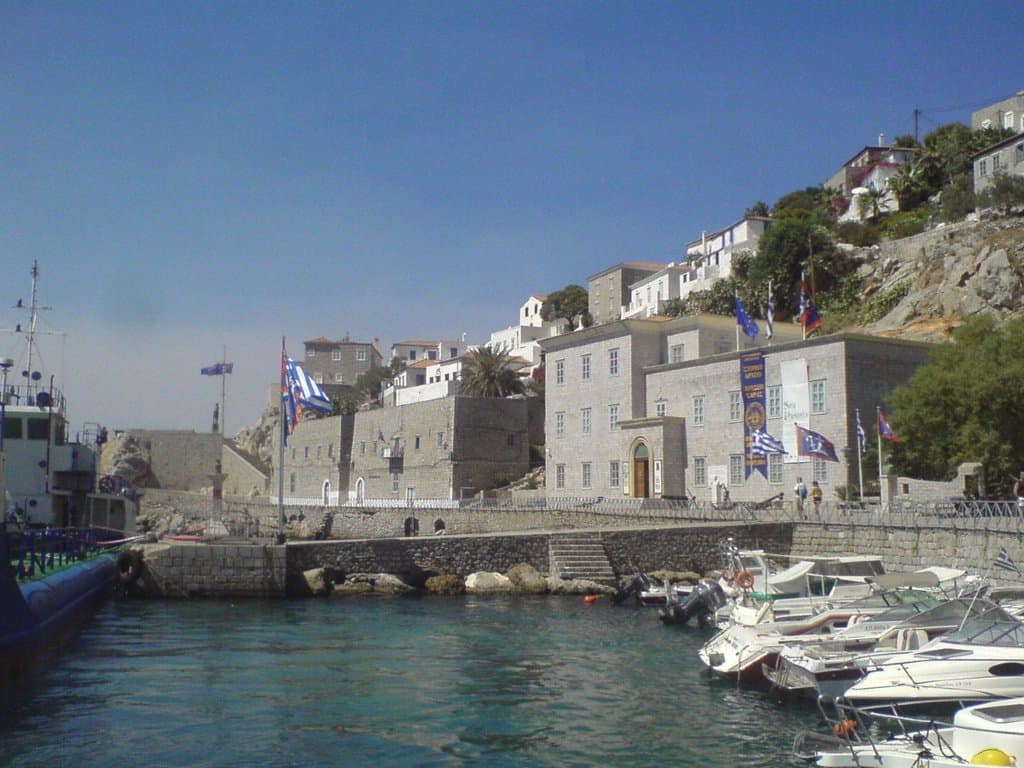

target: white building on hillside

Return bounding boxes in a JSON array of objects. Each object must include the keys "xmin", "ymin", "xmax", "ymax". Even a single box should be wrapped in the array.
[
  {"xmin": 622, "ymin": 263, "xmax": 690, "ymax": 318},
  {"xmin": 682, "ymin": 216, "xmax": 772, "ymax": 298},
  {"xmin": 488, "ymin": 295, "xmax": 569, "ymax": 369}
]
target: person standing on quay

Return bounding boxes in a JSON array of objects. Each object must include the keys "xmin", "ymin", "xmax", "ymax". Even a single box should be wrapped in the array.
[
  {"xmin": 794, "ymin": 477, "xmax": 808, "ymax": 513},
  {"xmin": 811, "ymin": 481, "xmax": 823, "ymax": 515}
]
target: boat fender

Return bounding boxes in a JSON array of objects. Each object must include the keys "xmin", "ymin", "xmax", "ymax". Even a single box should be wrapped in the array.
[
  {"xmin": 971, "ymin": 748, "xmax": 1013, "ymax": 766},
  {"xmin": 735, "ymin": 570, "xmax": 755, "ymax": 590},
  {"xmin": 117, "ymin": 550, "xmax": 143, "ymax": 583},
  {"xmin": 583, "ymin": 594, "xmax": 600, "ymax": 604},
  {"xmin": 832, "ymin": 719, "xmax": 856, "ymax": 738}
]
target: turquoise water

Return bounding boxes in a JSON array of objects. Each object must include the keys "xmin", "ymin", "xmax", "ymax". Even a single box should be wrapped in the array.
[{"xmin": 0, "ymin": 597, "xmax": 821, "ymax": 767}]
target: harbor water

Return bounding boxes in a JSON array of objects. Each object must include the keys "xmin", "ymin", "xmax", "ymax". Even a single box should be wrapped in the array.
[{"xmin": 0, "ymin": 596, "xmax": 821, "ymax": 767}]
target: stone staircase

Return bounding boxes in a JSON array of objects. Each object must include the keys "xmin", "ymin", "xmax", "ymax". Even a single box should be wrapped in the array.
[{"xmin": 548, "ymin": 532, "xmax": 616, "ymax": 584}]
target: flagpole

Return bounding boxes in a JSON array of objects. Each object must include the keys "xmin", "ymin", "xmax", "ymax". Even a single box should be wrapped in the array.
[
  {"xmin": 220, "ymin": 344, "xmax": 227, "ymax": 438},
  {"xmin": 876, "ymin": 406, "xmax": 884, "ymax": 510},
  {"xmin": 800, "ymin": 271, "xmax": 807, "ymax": 341},
  {"xmin": 767, "ymin": 280, "xmax": 773, "ymax": 347},
  {"xmin": 278, "ymin": 336, "xmax": 286, "ymax": 541},
  {"xmin": 856, "ymin": 408, "xmax": 864, "ymax": 502}
]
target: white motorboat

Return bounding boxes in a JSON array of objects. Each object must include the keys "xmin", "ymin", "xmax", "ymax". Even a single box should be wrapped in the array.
[
  {"xmin": 800, "ymin": 697, "xmax": 1024, "ymax": 767},
  {"xmin": 842, "ymin": 604, "xmax": 1024, "ymax": 712},
  {"xmin": 766, "ymin": 594, "xmax": 993, "ymax": 700}
]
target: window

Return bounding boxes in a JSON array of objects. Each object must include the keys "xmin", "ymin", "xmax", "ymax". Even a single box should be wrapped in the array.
[
  {"xmin": 581, "ymin": 353, "xmax": 591, "ymax": 382},
  {"xmin": 609, "ymin": 348, "xmax": 619, "ymax": 376},
  {"xmin": 307, "ymin": 349, "xmax": 316, "ymax": 358},
  {"xmin": 609, "ymin": 404, "xmax": 620, "ymax": 431},
  {"xmin": 693, "ymin": 395, "xmax": 705, "ymax": 426},
  {"xmin": 768, "ymin": 386, "xmax": 782, "ymax": 418},
  {"xmin": 360, "ymin": 442, "xmax": 365, "ymax": 456},
  {"xmin": 27, "ymin": 418, "xmax": 48, "ymax": 440},
  {"xmin": 415, "ymin": 435, "xmax": 421, "ymax": 450},
  {"xmin": 980, "ymin": 159, "xmax": 988, "ymax": 176},
  {"xmin": 555, "ymin": 359, "xmax": 565, "ymax": 385},
  {"xmin": 813, "ymin": 458, "xmax": 828, "ymax": 484},
  {"xmin": 811, "ymin": 379, "xmax": 827, "ymax": 414},
  {"xmin": 331, "ymin": 350, "xmax": 342, "ymax": 361},
  {"xmin": 609, "ymin": 461, "xmax": 620, "ymax": 488},
  {"xmin": 289, "ymin": 473, "xmax": 296, "ymax": 492},
  {"xmin": 304, "ymin": 446, "xmax": 309, "ymax": 459},
  {"xmin": 994, "ymin": 153, "xmax": 1002, "ymax": 171},
  {"xmin": 729, "ymin": 454, "xmax": 744, "ymax": 486},
  {"xmin": 581, "ymin": 407, "xmax": 591, "ymax": 436},
  {"xmin": 392, "ymin": 473, "xmax": 400, "ymax": 492},
  {"xmin": 409, "ymin": 350, "xmax": 417, "ymax": 361},
  {"xmin": 555, "ymin": 411, "xmax": 566, "ymax": 438},
  {"xmin": 1004, "ymin": 111, "xmax": 1015, "ymax": 130},
  {"xmin": 656, "ymin": 401, "xmax": 667, "ymax": 417},
  {"xmin": 313, "ymin": 372, "xmax": 324, "ymax": 384},
  {"xmin": 328, "ymin": 444, "xmax": 333, "ymax": 458},
  {"xmin": 357, "ymin": 349, "xmax": 367, "ymax": 361},
  {"xmin": 437, "ymin": 432, "xmax": 444, "ymax": 447},
  {"xmin": 427, "ymin": 350, "xmax": 438, "ymax": 360},
  {"xmin": 506, "ymin": 433, "xmax": 515, "ymax": 447},
  {"xmin": 450, "ymin": 347, "xmax": 458, "ymax": 358},
  {"xmin": 556, "ymin": 464, "xmax": 566, "ymax": 490},
  {"xmin": 694, "ymin": 457, "xmax": 707, "ymax": 487},
  {"xmin": 581, "ymin": 462, "xmax": 592, "ymax": 489},
  {"xmin": 729, "ymin": 391, "xmax": 742, "ymax": 422},
  {"xmin": 3, "ymin": 418, "xmax": 22, "ymax": 440},
  {"xmin": 768, "ymin": 453, "xmax": 783, "ymax": 484},
  {"xmin": 334, "ymin": 373, "xmax": 344, "ymax": 383},
  {"xmin": 670, "ymin": 343, "xmax": 684, "ymax": 363}
]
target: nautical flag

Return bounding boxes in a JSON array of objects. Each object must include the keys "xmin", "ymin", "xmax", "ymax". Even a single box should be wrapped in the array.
[
  {"xmin": 795, "ymin": 424, "xmax": 840, "ymax": 462},
  {"xmin": 995, "ymin": 546, "xmax": 1021, "ymax": 575},
  {"xmin": 855, "ymin": 411, "xmax": 867, "ymax": 455},
  {"xmin": 280, "ymin": 342, "xmax": 332, "ymax": 445},
  {"xmin": 798, "ymin": 274, "xmax": 822, "ymax": 333},
  {"xmin": 750, "ymin": 428, "xmax": 787, "ymax": 455},
  {"xmin": 878, "ymin": 410, "xmax": 901, "ymax": 443},
  {"xmin": 734, "ymin": 295, "xmax": 760, "ymax": 339},
  {"xmin": 201, "ymin": 362, "xmax": 234, "ymax": 376},
  {"xmin": 765, "ymin": 282, "xmax": 775, "ymax": 340}
]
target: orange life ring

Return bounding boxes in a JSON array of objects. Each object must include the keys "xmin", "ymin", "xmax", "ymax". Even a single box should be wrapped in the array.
[
  {"xmin": 583, "ymin": 594, "xmax": 601, "ymax": 604},
  {"xmin": 735, "ymin": 570, "xmax": 755, "ymax": 590}
]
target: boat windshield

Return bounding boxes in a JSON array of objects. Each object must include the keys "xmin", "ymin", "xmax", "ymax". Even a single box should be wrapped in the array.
[
  {"xmin": 899, "ymin": 597, "xmax": 996, "ymax": 629},
  {"xmin": 941, "ymin": 606, "xmax": 1024, "ymax": 647}
]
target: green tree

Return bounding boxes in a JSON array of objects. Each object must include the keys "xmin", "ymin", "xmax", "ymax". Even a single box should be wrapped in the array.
[
  {"xmin": 354, "ymin": 357, "xmax": 405, "ymax": 404},
  {"xmin": 771, "ymin": 186, "xmax": 834, "ymax": 226},
  {"xmin": 747, "ymin": 219, "xmax": 837, "ymax": 319},
  {"xmin": 979, "ymin": 172, "xmax": 1024, "ymax": 211},
  {"xmin": 745, "ymin": 200, "xmax": 770, "ymax": 217},
  {"xmin": 892, "ymin": 135, "xmax": 920, "ymax": 149},
  {"xmin": 459, "ymin": 347, "xmax": 526, "ymax": 398},
  {"xmin": 939, "ymin": 173, "xmax": 975, "ymax": 222},
  {"xmin": 885, "ymin": 315, "xmax": 1024, "ymax": 493},
  {"xmin": 541, "ymin": 284, "xmax": 591, "ymax": 327}
]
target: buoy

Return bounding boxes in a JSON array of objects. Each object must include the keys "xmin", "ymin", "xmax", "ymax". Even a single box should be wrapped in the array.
[
  {"xmin": 583, "ymin": 594, "xmax": 600, "ymax": 604},
  {"xmin": 735, "ymin": 570, "xmax": 755, "ymax": 589},
  {"xmin": 971, "ymin": 748, "xmax": 1013, "ymax": 766},
  {"xmin": 832, "ymin": 719, "xmax": 856, "ymax": 738}
]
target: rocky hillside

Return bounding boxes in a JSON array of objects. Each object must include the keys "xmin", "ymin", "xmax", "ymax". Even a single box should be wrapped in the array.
[{"xmin": 854, "ymin": 208, "xmax": 1024, "ymax": 340}]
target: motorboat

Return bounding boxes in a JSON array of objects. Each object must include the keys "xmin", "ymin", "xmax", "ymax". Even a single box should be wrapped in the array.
[
  {"xmin": 766, "ymin": 594, "xmax": 994, "ymax": 700},
  {"xmin": 841, "ymin": 603, "xmax": 1024, "ymax": 713},
  {"xmin": 798, "ymin": 696, "xmax": 1024, "ymax": 767},
  {"xmin": 658, "ymin": 578, "xmax": 729, "ymax": 626}
]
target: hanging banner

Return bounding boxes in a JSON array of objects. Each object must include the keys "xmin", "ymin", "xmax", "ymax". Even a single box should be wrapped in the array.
[
  {"xmin": 781, "ymin": 358, "xmax": 810, "ymax": 463},
  {"xmin": 741, "ymin": 351, "xmax": 767, "ymax": 479}
]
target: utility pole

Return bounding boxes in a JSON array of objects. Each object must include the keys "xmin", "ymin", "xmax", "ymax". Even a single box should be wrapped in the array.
[{"xmin": 913, "ymin": 107, "xmax": 920, "ymax": 144}]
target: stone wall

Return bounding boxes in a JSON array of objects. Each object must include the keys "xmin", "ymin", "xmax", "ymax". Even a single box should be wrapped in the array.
[
  {"xmin": 140, "ymin": 542, "xmax": 286, "ymax": 597},
  {"xmin": 108, "ymin": 429, "xmax": 222, "ymax": 491}
]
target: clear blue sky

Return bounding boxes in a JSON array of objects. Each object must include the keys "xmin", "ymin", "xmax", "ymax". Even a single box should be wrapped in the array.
[{"xmin": 2, "ymin": 2, "xmax": 1021, "ymax": 436}]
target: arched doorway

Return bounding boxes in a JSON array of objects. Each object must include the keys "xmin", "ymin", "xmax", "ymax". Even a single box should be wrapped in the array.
[
  {"xmin": 355, "ymin": 477, "xmax": 365, "ymax": 504},
  {"xmin": 322, "ymin": 480, "xmax": 331, "ymax": 506},
  {"xmin": 632, "ymin": 443, "xmax": 651, "ymax": 498}
]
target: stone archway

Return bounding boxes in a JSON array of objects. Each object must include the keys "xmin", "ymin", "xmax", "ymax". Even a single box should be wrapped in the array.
[
  {"xmin": 632, "ymin": 442, "xmax": 651, "ymax": 498},
  {"xmin": 355, "ymin": 477, "xmax": 365, "ymax": 504},
  {"xmin": 322, "ymin": 480, "xmax": 331, "ymax": 506}
]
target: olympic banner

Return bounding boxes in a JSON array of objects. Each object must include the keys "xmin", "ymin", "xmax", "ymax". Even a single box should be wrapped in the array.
[{"xmin": 741, "ymin": 351, "xmax": 767, "ymax": 479}]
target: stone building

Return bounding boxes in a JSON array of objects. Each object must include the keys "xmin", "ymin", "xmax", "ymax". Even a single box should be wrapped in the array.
[
  {"xmin": 274, "ymin": 396, "xmax": 529, "ymax": 505},
  {"xmin": 587, "ymin": 262, "xmax": 664, "ymax": 325},
  {"xmin": 972, "ymin": 132, "xmax": 1024, "ymax": 195},
  {"xmin": 301, "ymin": 336, "xmax": 383, "ymax": 400},
  {"xmin": 971, "ymin": 90, "xmax": 1024, "ymax": 133},
  {"xmin": 681, "ymin": 216, "xmax": 773, "ymax": 296},
  {"xmin": 539, "ymin": 314, "xmax": 931, "ymax": 502}
]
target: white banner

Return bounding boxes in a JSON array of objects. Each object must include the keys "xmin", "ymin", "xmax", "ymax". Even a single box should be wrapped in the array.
[{"xmin": 781, "ymin": 358, "xmax": 810, "ymax": 463}]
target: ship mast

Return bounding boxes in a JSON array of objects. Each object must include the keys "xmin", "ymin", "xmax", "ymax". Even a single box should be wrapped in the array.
[{"xmin": 5, "ymin": 261, "xmax": 62, "ymax": 402}]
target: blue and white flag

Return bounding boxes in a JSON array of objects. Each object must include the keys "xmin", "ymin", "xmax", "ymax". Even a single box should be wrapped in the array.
[
  {"xmin": 735, "ymin": 295, "xmax": 760, "ymax": 339},
  {"xmin": 995, "ymin": 546, "xmax": 1021, "ymax": 575},
  {"xmin": 795, "ymin": 424, "xmax": 839, "ymax": 463},
  {"xmin": 765, "ymin": 282, "xmax": 775, "ymax": 340},
  {"xmin": 855, "ymin": 411, "xmax": 867, "ymax": 455},
  {"xmin": 280, "ymin": 341, "xmax": 332, "ymax": 445},
  {"xmin": 750, "ymin": 428, "xmax": 787, "ymax": 455}
]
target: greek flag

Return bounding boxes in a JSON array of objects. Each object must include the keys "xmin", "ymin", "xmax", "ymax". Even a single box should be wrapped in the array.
[
  {"xmin": 995, "ymin": 546, "xmax": 1021, "ymax": 575},
  {"xmin": 765, "ymin": 282, "xmax": 775, "ymax": 340},
  {"xmin": 280, "ymin": 341, "xmax": 332, "ymax": 444},
  {"xmin": 750, "ymin": 428, "xmax": 787, "ymax": 455},
  {"xmin": 856, "ymin": 411, "xmax": 867, "ymax": 455}
]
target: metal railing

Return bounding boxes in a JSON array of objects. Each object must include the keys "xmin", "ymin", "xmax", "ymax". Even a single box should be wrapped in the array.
[{"xmin": 4, "ymin": 527, "xmax": 106, "ymax": 582}]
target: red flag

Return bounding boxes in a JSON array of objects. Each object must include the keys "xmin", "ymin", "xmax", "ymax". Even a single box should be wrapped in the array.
[{"xmin": 878, "ymin": 410, "xmax": 901, "ymax": 443}]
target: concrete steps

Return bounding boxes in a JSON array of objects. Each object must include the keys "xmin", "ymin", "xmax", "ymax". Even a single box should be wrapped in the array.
[{"xmin": 549, "ymin": 532, "xmax": 616, "ymax": 584}]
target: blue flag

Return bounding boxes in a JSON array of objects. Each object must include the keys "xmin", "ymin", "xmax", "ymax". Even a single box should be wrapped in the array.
[
  {"xmin": 201, "ymin": 362, "xmax": 233, "ymax": 376},
  {"xmin": 795, "ymin": 424, "xmax": 839, "ymax": 462},
  {"xmin": 735, "ymin": 295, "xmax": 760, "ymax": 339}
]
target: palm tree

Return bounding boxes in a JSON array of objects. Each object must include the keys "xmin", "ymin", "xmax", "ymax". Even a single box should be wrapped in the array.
[{"xmin": 459, "ymin": 347, "xmax": 526, "ymax": 398}]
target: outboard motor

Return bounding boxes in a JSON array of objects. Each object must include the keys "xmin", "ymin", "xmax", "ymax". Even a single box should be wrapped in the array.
[
  {"xmin": 611, "ymin": 572, "xmax": 650, "ymax": 606},
  {"xmin": 659, "ymin": 579, "xmax": 729, "ymax": 626}
]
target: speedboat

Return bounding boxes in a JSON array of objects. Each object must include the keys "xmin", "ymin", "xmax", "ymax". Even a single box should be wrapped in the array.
[
  {"xmin": 766, "ymin": 594, "xmax": 993, "ymax": 700},
  {"xmin": 799, "ymin": 697, "xmax": 1024, "ymax": 767},
  {"xmin": 842, "ymin": 604, "xmax": 1024, "ymax": 713}
]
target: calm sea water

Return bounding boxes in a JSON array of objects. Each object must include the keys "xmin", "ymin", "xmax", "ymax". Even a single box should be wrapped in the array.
[{"xmin": 0, "ymin": 596, "xmax": 822, "ymax": 767}]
